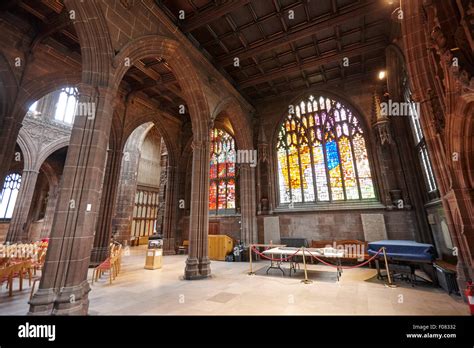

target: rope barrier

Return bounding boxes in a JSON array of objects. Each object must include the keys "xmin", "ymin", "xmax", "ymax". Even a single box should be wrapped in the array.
[
  {"xmin": 251, "ymin": 246, "xmax": 301, "ymax": 262},
  {"xmin": 251, "ymin": 246, "xmax": 383, "ymax": 269},
  {"xmin": 303, "ymin": 247, "xmax": 384, "ymax": 269}
]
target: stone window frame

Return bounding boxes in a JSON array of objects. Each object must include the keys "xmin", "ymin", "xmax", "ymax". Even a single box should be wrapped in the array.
[
  {"xmin": 131, "ymin": 186, "xmax": 160, "ymax": 237},
  {"xmin": 0, "ymin": 173, "xmax": 22, "ymax": 220},
  {"xmin": 404, "ymin": 88, "xmax": 439, "ymax": 198},
  {"xmin": 271, "ymin": 92, "xmax": 381, "ymax": 212},
  {"xmin": 209, "ymin": 127, "xmax": 239, "ymax": 216}
]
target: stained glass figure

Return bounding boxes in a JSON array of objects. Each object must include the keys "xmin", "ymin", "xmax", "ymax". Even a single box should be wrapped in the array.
[
  {"xmin": 276, "ymin": 95, "xmax": 375, "ymax": 205},
  {"xmin": 209, "ymin": 128, "xmax": 237, "ymax": 214}
]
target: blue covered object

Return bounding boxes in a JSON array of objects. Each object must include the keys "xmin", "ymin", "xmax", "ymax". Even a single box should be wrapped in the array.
[{"xmin": 368, "ymin": 240, "xmax": 435, "ymax": 262}]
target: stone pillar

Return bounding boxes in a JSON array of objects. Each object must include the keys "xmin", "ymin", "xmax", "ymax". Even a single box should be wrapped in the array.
[
  {"xmin": 6, "ymin": 168, "xmax": 40, "ymax": 243},
  {"xmin": 113, "ymin": 147, "xmax": 140, "ymax": 244},
  {"xmin": 184, "ymin": 138, "xmax": 211, "ymax": 280},
  {"xmin": 29, "ymin": 84, "xmax": 116, "ymax": 315},
  {"xmin": 0, "ymin": 116, "xmax": 23, "ymax": 184},
  {"xmin": 40, "ymin": 184, "xmax": 59, "ymax": 239},
  {"xmin": 90, "ymin": 148, "xmax": 123, "ymax": 266},
  {"xmin": 239, "ymin": 163, "xmax": 257, "ymax": 245},
  {"xmin": 155, "ymin": 149, "xmax": 168, "ymax": 237},
  {"xmin": 162, "ymin": 165, "xmax": 178, "ymax": 255}
]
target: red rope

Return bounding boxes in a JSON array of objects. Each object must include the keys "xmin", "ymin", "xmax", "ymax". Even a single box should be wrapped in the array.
[
  {"xmin": 303, "ymin": 247, "xmax": 384, "ymax": 269},
  {"xmin": 251, "ymin": 246, "xmax": 301, "ymax": 262}
]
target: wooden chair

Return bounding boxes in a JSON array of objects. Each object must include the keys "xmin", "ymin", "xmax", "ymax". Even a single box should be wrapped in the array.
[
  {"xmin": 1, "ymin": 262, "xmax": 25, "ymax": 297},
  {"xmin": 31, "ymin": 248, "xmax": 47, "ymax": 275},
  {"xmin": 115, "ymin": 244, "xmax": 123, "ymax": 274},
  {"xmin": 178, "ymin": 240, "xmax": 189, "ymax": 254},
  {"xmin": 92, "ymin": 245, "xmax": 121, "ymax": 285},
  {"xmin": 0, "ymin": 266, "xmax": 12, "ymax": 296}
]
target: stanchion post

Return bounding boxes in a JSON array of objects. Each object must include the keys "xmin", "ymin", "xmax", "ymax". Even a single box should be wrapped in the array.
[
  {"xmin": 248, "ymin": 244, "xmax": 255, "ymax": 275},
  {"xmin": 382, "ymin": 247, "xmax": 397, "ymax": 288},
  {"xmin": 301, "ymin": 247, "xmax": 313, "ymax": 284}
]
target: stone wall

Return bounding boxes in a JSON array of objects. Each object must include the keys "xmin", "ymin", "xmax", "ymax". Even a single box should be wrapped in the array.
[
  {"xmin": 178, "ymin": 215, "xmax": 242, "ymax": 244},
  {"xmin": 426, "ymin": 201, "xmax": 456, "ymax": 263},
  {"xmin": 257, "ymin": 209, "xmax": 416, "ymax": 244}
]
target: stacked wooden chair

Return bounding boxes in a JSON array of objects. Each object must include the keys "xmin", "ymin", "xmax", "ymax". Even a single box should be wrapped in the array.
[{"xmin": 0, "ymin": 242, "xmax": 47, "ymax": 298}]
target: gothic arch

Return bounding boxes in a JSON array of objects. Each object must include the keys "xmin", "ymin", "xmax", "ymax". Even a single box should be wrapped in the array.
[
  {"xmin": 63, "ymin": 0, "xmax": 114, "ymax": 86},
  {"xmin": 272, "ymin": 91, "xmax": 379, "ymax": 205},
  {"xmin": 36, "ymin": 138, "xmax": 70, "ymax": 170},
  {"xmin": 16, "ymin": 129, "xmax": 36, "ymax": 171},
  {"xmin": 272, "ymin": 90, "xmax": 372, "ymax": 144},
  {"xmin": 211, "ymin": 97, "xmax": 253, "ymax": 150},
  {"xmin": 40, "ymin": 159, "xmax": 61, "ymax": 189},
  {"xmin": 15, "ymin": 71, "xmax": 82, "ymax": 124},
  {"xmin": 123, "ymin": 111, "xmax": 178, "ymax": 167},
  {"xmin": 0, "ymin": 52, "xmax": 18, "ymax": 118},
  {"xmin": 113, "ymin": 35, "xmax": 210, "ymax": 141}
]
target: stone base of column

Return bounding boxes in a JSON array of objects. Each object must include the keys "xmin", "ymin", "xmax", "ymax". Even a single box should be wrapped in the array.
[
  {"xmin": 163, "ymin": 238, "xmax": 176, "ymax": 255},
  {"xmin": 90, "ymin": 246, "xmax": 109, "ymax": 267},
  {"xmin": 53, "ymin": 281, "xmax": 91, "ymax": 315},
  {"xmin": 198, "ymin": 257, "xmax": 211, "ymax": 277},
  {"xmin": 28, "ymin": 281, "xmax": 91, "ymax": 315},
  {"xmin": 184, "ymin": 257, "xmax": 210, "ymax": 279},
  {"xmin": 28, "ymin": 288, "xmax": 56, "ymax": 315}
]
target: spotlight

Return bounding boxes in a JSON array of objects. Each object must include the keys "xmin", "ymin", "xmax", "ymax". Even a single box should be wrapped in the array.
[{"xmin": 378, "ymin": 70, "xmax": 386, "ymax": 80}]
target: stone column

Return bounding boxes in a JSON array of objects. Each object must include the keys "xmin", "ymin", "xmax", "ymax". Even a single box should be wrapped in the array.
[
  {"xmin": 29, "ymin": 84, "xmax": 116, "ymax": 315},
  {"xmin": 90, "ymin": 148, "xmax": 123, "ymax": 266},
  {"xmin": 155, "ymin": 149, "xmax": 168, "ymax": 237},
  {"xmin": 239, "ymin": 163, "xmax": 257, "ymax": 245},
  {"xmin": 40, "ymin": 184, "xmax": 59, "ymax": 239},
  {"xmin": 162, "ymin": 165, "xmax": 179, "ymax": 254},
  {"xmin": 184, "ymin": 138, "xmax": 211, "ymax": 279},
  {"xmin": 6, "ymin": 168, "xmax": 40, "ymax": 243},
  {"xmin": 113, "ymin": 147, "xmax": 140, "ymax": 244},
  {"xmin": 0, "ymin": 116, "xmax": 23, "ymax": 184}
]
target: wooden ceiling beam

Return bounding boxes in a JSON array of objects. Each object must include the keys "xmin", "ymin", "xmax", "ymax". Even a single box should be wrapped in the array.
[
  {"xmin": 18, "ymin": 1, "xmax": 48, "ymax": 22},
  {"xmin": 254, "ymin": 65, "xmax": 383, "ymax": 102},
  {"xmin": 181, "ymin": 0, "xmax": 252, "ymax": 33},
  {"xmin": 134, "ymin": 59, "xmax": 162, "ymax": 81},
  {"xmin": 239, "ymin": 39, "xmax": 386, "ymax": 88},
  {"xmin": 217, "ymin": 0, "xmax": 379, "ymax": 67},
  {"xmin": 128, "ymin": 59, "xmax": 185, "ymax": 100},
  {"xmin": 30, "ymin": 10, "xmax": 73, "ymax": 51}
]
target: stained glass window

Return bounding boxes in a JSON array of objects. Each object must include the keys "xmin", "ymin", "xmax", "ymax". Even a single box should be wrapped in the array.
[
  {"xmin": 276, "ymin": 95, "xmax": 376, "ymax": 205},
  {"xmin": 209, "ymin": 128, "xmax": 236, "ymax": 215},
  {"xmin": 0, "ymin": 173, "xmax": 21, "ymax": 219}
]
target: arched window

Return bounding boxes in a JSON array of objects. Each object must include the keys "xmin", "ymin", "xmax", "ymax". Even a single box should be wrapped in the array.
[
  {"xmin": 404, "ymin": 87, "xmax": 438, "ymax": 196},
  {"xmin": 28, "ymin": 87, "xmax": 78, "ymax": 124},
  {"xmin": 209, "ymin": 128, "xmax": 236, "ymax": 215},
  {"xmin": 55, "ymin": 87, "xmax": 78, "ymax": 124},
  {"xmin": 276, "ymin": 95, "xmax": 375, "ymax": 205},
  {"xmin": 0, "ymin": 173, "xmax": 21, "ymax": 219}
]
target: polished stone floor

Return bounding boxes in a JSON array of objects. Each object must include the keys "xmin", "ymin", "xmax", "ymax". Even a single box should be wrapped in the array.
[{"xmin": 0, "ymin": 246, "xmax": 468, "ymax": 315}]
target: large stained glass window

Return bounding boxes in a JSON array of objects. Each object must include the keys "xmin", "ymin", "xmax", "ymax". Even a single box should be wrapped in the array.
[
  {"xmin": 276, "ymin": 95, "xmax": 376, "ymax": 205},
  {"xmin": 209, "ymin": 128, "xmax": 236, "ymax": 215}
]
